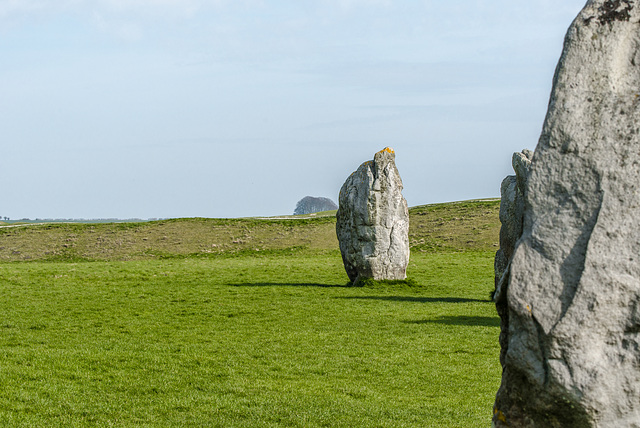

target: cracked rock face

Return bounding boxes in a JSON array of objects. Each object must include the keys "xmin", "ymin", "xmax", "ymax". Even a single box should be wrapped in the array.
[
  {"xmin": 494, "ymin": 149, "xmax": 533, "ymax": 293},
  {"xmin": 494, "ymin": 1, "xmax": 640, "ymax": 427},
  {"xmin": 494, "ymin": 149, "xmax": 533, "ymax": 368},
  {"xmin": 336, "ymin": 148, "xmax": 409, "ymax": 284}
]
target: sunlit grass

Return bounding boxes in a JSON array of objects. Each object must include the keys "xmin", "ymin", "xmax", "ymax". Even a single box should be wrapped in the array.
[{"xmin": 0, "ymin": 251, "xmax": 499, "ymax": 427}]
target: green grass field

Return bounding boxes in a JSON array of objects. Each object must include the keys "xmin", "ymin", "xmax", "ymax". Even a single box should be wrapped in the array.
[{"xmin": 0, "ymin": 200, "xmax": 501, "ymax": 427}]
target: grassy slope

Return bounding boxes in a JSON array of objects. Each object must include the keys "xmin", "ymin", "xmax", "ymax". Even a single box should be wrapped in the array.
[
  {"xmin": 0, "ymin": 199, "xmax": 500, "ymax": 262},
  {"xmin": 0, "ymin": 200, "xmax": 501, "ymax": 427}
]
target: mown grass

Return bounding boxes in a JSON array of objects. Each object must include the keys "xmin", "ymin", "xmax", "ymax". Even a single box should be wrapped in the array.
[
  {"xmin": 0, "ymin": 251, "xmax": 498, "ymax": 427},
  {"xmin": 0, "ymin": 200, "xmax": 502, "ymax": 427}
]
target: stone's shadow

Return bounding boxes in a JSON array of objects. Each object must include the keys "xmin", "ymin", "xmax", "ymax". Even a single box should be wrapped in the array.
[
  {"xmin": 229, "ymin": 282, "xmax": 350, "ymax": 288},
  {"xmin": 405, "ymin": 316, "xmax": 500, "ymax": 327},
  {"xmin": 338, "ymin": 296, "xmax": 488, "ymax": 303}
]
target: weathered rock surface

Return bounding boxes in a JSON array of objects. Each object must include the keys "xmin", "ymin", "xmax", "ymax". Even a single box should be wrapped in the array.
[
  {"xmin": 494, "ymin": 1, "xmax": 640, "ymax": 426},
  {"xmin": 336, "ymin": 147, "xmax": 409, "ymax": 284},
  {"xmin": 293, "ymin": 196, "xmax": 338, "ymax": 216},
  {"xmin": 494, "ymin": 149, "xmax": 533, "ymax": 293},
  {"xmin": 494, "ymin": 149, "xmax": 533, "ymax": 368}
]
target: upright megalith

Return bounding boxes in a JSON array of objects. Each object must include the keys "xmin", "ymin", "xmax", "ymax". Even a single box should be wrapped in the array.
[
  {"xmin": 494, "ymin": 149, "xmax": 533, "ymax": 292},
  {"xmin": 336, "ymin": 147, "xmax": 409, "ymax": 284},
  {"xmin": 494, "ymin": 1, "xmax": 640, "ymax": 426},
  {"xmin": 494, "ymin": 149, "xmax": 532, "ymax": 367}
]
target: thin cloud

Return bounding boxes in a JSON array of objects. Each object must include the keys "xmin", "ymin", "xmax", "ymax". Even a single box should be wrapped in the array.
[
  {"xmin": 0, "ymin": 0, "xmax": 49, "ymax": 18},
  {"xmin": 95, "ymin": 0, "xmax": 203, "ymax": 17},
  {"xmin": 92, "ymin": 11, "xmax": 143, "ymax": 42},
  {"xmin": 0, "ymin": 0, "xmax": 228, "ymax": 22},
  {"xmin": 323, "ymin": 0, "xmax": 392, "ymax": 12}
]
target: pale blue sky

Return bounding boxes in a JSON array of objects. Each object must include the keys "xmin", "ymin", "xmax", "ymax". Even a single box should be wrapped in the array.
[{"xmin": 1, "ymin": 0, "xmax": 586, "ymax": 219}]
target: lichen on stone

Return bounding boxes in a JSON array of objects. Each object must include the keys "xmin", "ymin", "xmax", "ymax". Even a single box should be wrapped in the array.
[
  {"xmin": 377, "ymin": 147, "xmax": 395, "ymax": 155},
  {"xmin": 597, "ymin": 0, "xmax": 634, "ymax": 24},
  {"xmin": 336, "ymin": 148, "xmax": 409, "ymax": 285}
]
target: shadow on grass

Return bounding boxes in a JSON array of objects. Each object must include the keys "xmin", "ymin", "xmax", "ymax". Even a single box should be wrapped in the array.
[
  {"xmin": 405, "ymin": 316, "xmax": 500, "ymax": 327},
  {"xmin": 338, "ymin": 296, "xmax": 488, "ymax": 303},
  {"xmin": 229, "ymin": 282, "xmax": 350, "ymax": 288}
]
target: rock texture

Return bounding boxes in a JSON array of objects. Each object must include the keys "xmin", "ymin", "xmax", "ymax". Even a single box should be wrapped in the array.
[
  {"xmin": 494, "ymin": 1, "xmax": 640, "ymax": 427},
  {"xmin": 494, "ymin": 149, "xmax": 533, "ymax": 367},
  {"xmin": 494, "ymin": 149, "xmax": 533, "ymax": 294},
  {"xmin": 293, "ymin": 196, "xmax": 338, "ymax": 216},
  {"xmin": 336, "ymin": 147, "xmax": 409, "ymax": 284}
]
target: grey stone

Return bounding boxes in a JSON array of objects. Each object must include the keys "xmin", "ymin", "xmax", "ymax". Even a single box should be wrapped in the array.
[
  {"xmin": 494, "ymin": 149, "xmax": 533, "ymax": 297},
  {"xmin": 336, "ymin": 147, "xmax": 409, "ymax": 284},
  {"xmin": 494, "ymin": 149, "xmax": 533, "ymax": 368},
  {"xmin": 494, "ymin": 1, "xmax": 640, "ymax": 427}
]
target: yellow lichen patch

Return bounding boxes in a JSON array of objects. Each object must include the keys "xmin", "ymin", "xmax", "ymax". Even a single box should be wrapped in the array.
[
  {"xmin": 493, "ymin": 408, "xmax": 507, "ymax": 423},
  {"xmin": 377, "ymin": 147, "xmax": 395, "ymax": 154},
  {"xmin": 358, "ymin": 161, "xmax": 373, "ymax": 170}
]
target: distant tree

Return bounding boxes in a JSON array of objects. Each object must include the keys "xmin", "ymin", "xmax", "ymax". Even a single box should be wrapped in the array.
[{"xmin": 293, "ymin": 196, "xmax": 338, "ymax": 215}]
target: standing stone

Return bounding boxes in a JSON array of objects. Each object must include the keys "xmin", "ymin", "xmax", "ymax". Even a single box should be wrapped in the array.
[
  {"xmin": 494, "ymin": 149, "xmax": 533, "ymax": 293},
  {"xmin": 494, "ymin": 1, "xmax": 640, "ymax": 426},
  {"xmin": 336, "ymin": 147, "xmax": 409, "ymax": 284},
  {"xmin": 494, "ymin": 149, "xmax": 533, "ymax": 367}
]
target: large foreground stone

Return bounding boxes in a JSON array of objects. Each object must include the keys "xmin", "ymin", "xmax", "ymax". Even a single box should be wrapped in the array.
[
  {"xmin": 494, "ymin": 1, "xmax": 640, "ymax": 426},
  {"xmin": 336, "ymin": 147, "xmax": 409, "ymax": 284}
]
